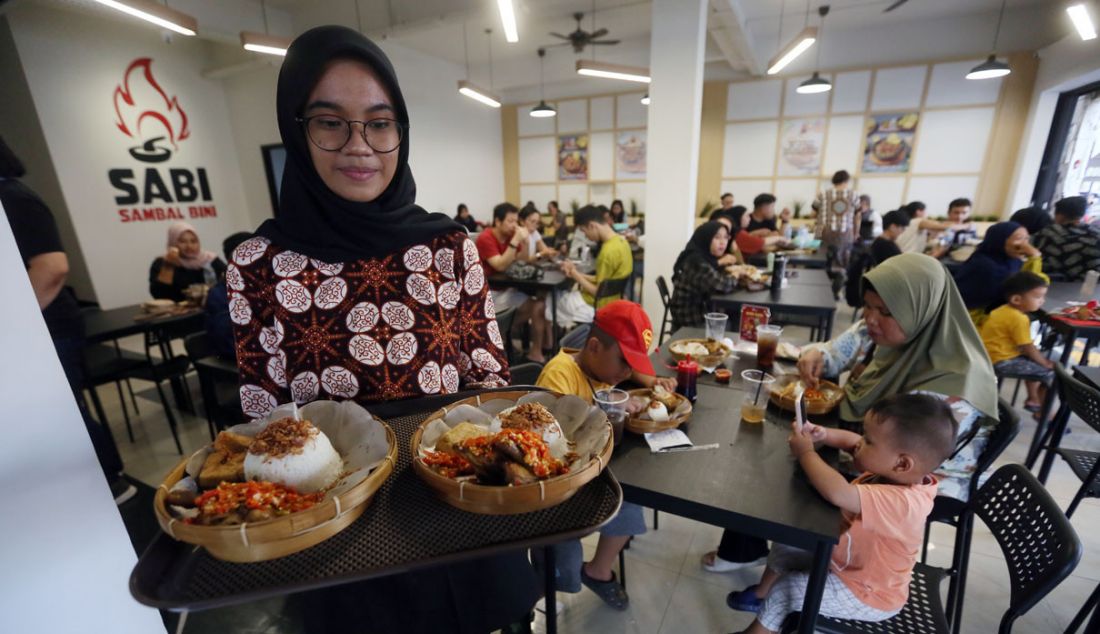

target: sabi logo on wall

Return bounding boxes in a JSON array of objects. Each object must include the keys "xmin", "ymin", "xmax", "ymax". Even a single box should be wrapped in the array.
[{"xmin": 107, "ymin": 57, "xmax": 219, "ymax": 223}]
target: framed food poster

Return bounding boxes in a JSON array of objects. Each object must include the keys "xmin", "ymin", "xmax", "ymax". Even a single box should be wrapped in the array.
[
  {"xmin": 616, "ymin": 131, "xmax": 647, "ymax": 179},
  {"xmin": 558, "ymin": 134, "xmax": 589, "ymax": 181},
  {"xmin": 778, "ymin": 118, "xmax": 825, "ymax": 176},
  {"xmin": 862, "ymin": 112, "xmax": 919, "ymax": 173}
]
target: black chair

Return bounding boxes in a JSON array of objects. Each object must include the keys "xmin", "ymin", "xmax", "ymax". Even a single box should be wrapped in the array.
[
  {"xmin": 1036, "ymin": 363, "xmax": 1100, "ymax": 518},
  {"xmin": 920, "ymin": 398, "xmax": 1020, "ymax": 634},
  {"xmin": 183, "ymin": 332, "xmax": 243, "ymax": 440},
  {"xmin": 594, "ymin": 277, "xmax": 630, "ymax": 305},
  {"xmin": 655, "ymin": 275, "xmax": 673, "ymax": 345},
  {"xmin": 559, "ymin": 323, "xmax": 591, "ymax": 350},
  {"xmin": 494, "ymin": 306, "xmax": 518, "ymax": 364},
  {"xmin": 508, "ymin": 362, "xmax": 544, "ymax": 386},
  {"xmin": 785, "ymin": 464, "xmax": 1082, "ymax": 634},
  {"xmin": 1067, "ymin": 581, "xmax": 1100, "ymax": 633},
  {"xmin": 1025, "ymin": 315, "xmax": 1078, "ymax": 467},
  {"xmin": 82, "ymin": 343, "xmax": 148, "ymax": 442}
]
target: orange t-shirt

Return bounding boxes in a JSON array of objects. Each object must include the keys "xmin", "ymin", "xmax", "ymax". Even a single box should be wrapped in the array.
[{"xmin": 830, "ymin": 473, "xmax": 938, "ymax": 611}]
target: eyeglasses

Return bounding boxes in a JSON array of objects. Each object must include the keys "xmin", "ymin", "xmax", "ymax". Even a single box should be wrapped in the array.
[{"xmin": 296, "ymin": 115, "xmax": 406, "ymax": 153}]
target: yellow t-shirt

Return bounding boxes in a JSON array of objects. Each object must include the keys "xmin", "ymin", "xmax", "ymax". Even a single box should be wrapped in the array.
[
  {"xmin": 581, "ymin": 235, "xmax": 634, "ymax": 307},
  {"xmin": 536, "ymin": 349, "xmax": 611, "ymax": 404},
  {"xmin": 980, "ymin": 304, "xmax": 1033, "ymax": 365}
]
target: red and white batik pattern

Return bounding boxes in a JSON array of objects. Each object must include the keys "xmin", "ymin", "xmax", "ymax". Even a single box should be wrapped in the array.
[{"xmin": 229, "ymin": 231, "xmax": 509, "ymax": 418}]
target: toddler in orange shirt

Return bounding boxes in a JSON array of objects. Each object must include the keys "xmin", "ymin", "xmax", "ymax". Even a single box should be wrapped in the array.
[{"xmin": 727, "ymin": 393, "xmax": 958, "ymax": 633}]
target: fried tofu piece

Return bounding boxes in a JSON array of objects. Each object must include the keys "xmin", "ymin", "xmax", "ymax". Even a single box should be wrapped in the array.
[
  {"xmin": 437, "ymin": 422, "xmax": 491, "ymax": 455},
  {"xmin": 198, "ymin": 448, "xmax": 246, "ymax": 489}
]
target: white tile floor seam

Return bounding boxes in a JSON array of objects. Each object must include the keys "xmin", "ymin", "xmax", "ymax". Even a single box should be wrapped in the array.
[{"xmin": 98, "ymin": 302, "xmax": 1100, "ymax": 634}]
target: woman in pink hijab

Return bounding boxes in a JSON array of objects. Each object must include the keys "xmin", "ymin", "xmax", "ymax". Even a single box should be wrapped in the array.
[{"xmin": 149, "ymin": 222, "xmax": 227, "ymax": 301}]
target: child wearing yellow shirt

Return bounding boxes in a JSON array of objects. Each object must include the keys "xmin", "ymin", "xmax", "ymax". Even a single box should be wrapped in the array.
[
  {"xmin": 535, "ymin": 300, "xmax": 675, "ymax": 611},
  {"xmin": 979, "ymin": 271, "xmax": 1053, "ymax": 413}
]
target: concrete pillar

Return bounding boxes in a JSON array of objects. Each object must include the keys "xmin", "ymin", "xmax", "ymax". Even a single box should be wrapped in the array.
[{"xmin": 642, "ymin": 0, "xmax": 709, "ymax": 331}]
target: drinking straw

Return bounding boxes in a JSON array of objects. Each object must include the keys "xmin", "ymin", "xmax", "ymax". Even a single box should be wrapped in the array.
[{"xmin": 752, "ymin": 371, "xmax": 765, "ymax": 405}]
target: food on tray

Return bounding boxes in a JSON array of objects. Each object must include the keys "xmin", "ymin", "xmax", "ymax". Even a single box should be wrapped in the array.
[
  {"xmin": 677, "ymin": 341, "xmax": 710, "ymax": 357},
  {"xmin": 188, "ymin": 480, "xmax": 325, "ymax": 526},
  {"xmin": 197, "ymin": 431, "xmax": 252, "ymax": 489},
  {"xmin": 244, "ymin": 417, "xmax": 344, "ymax": 493},
  {"xmin": 436, "ymin": 421, "xmax": 492, "ymax": 455},
  {"xmin": 647, "ymin": 400, "xmax": 670, "ymax": 422},
  {"xmin": 627, "ymin": 385, "xmax": 683, "ymax": 422},
  {"xmin": 651, "ymin": 385, "xmax": 679, "ymax": 409},
  {"xmin": 501, "ymin": 402, "xmax": 557, "ymax": 433},
  {"xmin": 426, "ymin": 427, "xmax": 569, "ymax": 487},
  {"xmin": 715, "ymin": 368, "xmax": 732, "ymax": 384},
  {"xmin": 776, "ymin": 341, "xmax": 802, "ymax": 361},
  {"xmin": 1063, "ymin": 301, "xmax": 1100, "ymax": 321},
  {"xmin": 776, "ymin": 381, "xmax": 827, "ymax": 403}
]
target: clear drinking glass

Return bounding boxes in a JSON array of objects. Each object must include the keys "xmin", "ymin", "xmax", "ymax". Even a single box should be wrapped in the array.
[
  {"xmin": 595, "ymin": 388, "xmax": 630, "ymax": 446},
  {"xmin": 704, "ymin": 312, "xmax": 729, "ymax": 342},
  {"xmin": 740, "ymin": 370, "xmax": 775, "ymax": 424}
]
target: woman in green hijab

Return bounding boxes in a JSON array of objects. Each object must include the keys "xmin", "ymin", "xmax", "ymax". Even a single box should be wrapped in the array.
[{"xmin": 701, "ymin": 254, "xmax": 999, "ymax": 574}]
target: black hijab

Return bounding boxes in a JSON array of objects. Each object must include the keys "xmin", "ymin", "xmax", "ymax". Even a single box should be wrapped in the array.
[
  {"xmin": 673, "ymin": 221, "xmax": 726, "ymax": 277},
  {"xmin": 255, "ymin": 26, "xmax": 460, "ymax": 262},
  {"xmin": 1009, "ymin": 206, "xmax": 1051, "ymax": 236}
]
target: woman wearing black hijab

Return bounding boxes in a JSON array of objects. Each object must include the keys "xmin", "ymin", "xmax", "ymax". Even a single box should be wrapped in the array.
[
  {"xmin": 227, "ymin": 26, "xmax": 533, "ymax": 632},
  {"xmin": 668, "ymin": 221, "xmax": 739, "ymax": 330},
  {"xmin": 1009, "ymin": 206, "xmax": 1052, "ymax": 236}
]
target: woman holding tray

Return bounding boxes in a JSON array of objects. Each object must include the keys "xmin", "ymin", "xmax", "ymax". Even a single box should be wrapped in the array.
[
  {"xmin": 703, "ymin": 254, "xmax": 999, "ymax": 579},
  {"xmin": 227, "ymin": 26, "xmax": 534, "ymax": 633}
]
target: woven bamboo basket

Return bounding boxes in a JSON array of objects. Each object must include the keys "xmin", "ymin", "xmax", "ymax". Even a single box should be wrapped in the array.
[
  {"xmin": 769, "ymin": 375, "xmax": 845, "ymax": 415},
  {"xmin": 668, "ymin": 338, "xmax": 732, "ymax": 368},
  {"xmin": 154, "ymin": 417, "xmax": 396, "ymax": 563},
  {"xmin": 624, "ymin": 388, "xmax": 692, "ymax": 434},
  {"xmin": 410, "ymin": 390, "xmax": 613, "ymax": 515}
]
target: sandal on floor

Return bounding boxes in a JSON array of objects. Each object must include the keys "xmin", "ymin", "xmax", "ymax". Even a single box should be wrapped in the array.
[
  {"xmin": 1024, "ymin": 402, "xmax": 1042, "ymax": 413},
  {"xmin": 701, "ymin": 551, "xmax": 767, "ymax": 573},
  {"xmin": 580, "ymin": 567, "xmax": 629, "ymax": 610}
]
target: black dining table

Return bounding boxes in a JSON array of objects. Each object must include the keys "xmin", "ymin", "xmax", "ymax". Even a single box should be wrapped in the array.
[
  {"xmin": 747, "ymin": 246, "xmax": 828, "ymax": 269},
  {"xmin": 129, "ymin": 387, "xmax": 621, "ymax": 634},
  {"xmin": 610, "ymin": 332, "xmax": 841, "ymax": 634},
  {"xmin": 1041, "ymin": 281, "xmax": 1100, "ymax": 365},
  {"xmin": 710, "ymin": 280, "xmax": 837, "ymax": 342},
  {"xmin": 487, "ymin": 269, "xmax": 576, "ymax": 347}
]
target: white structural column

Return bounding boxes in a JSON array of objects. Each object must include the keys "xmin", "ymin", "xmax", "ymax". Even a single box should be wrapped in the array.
[{"xmin": 642, "ymin": 0, "xmax": 709, "ymax": 328}]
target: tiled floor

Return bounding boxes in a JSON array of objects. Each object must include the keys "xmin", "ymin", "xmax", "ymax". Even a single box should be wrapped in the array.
[{"xmin": 101, "ymin": 302, "xmax": 1099, "ymax": 633}]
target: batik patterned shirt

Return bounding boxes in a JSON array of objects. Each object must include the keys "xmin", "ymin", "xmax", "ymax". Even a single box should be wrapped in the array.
[{"xmin": 227, "ymin": 231, "xmax": 509, "ymax": 418}]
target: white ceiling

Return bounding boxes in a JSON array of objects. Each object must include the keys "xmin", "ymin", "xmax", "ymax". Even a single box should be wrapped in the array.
[{"xmin": 28, "ymin": 0, "xmax": 1076, "ymax": 103}]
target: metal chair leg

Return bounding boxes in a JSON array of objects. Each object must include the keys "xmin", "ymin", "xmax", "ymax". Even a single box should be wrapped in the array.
[
  {"xmin": 1066, "ymin": 458, "xmax": 1100, "ymax": 519},
  {"xmin": 921, "ymin": 518, "xmax": 931, "ymax": 564},
  {"xmin": 653, "ymin": 509, "xmax": 659, "ymax": 531},
  {"xmin": 618, "ymin": 549, "xmax": 626, "ymax": 590},
  {"xmin": 114, "ymin": 380, "xmax": 135, "ymax": 442},
  {"xmin": 1066, "ymin": 582, "xmax": 1100, "ymax": 633},
  {"xmin": 944, "ymin": 511, "xmax": 974, "ymax": 634},
  {"xmin": 153, "ymin": 381, "xmax": 184, "ymax": 454},
  {"xmin": 1011, "ymin": 378, "xmax": 1023, "ymax": 407},
  {"xmin": 126, "ymin": 378, "xmax": 140, "ymax": 415}
]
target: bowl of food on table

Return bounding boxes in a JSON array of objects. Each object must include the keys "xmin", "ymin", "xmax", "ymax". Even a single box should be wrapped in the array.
[
  {"xmin": 726, "ymin": 264, "xmax": 769, "ymax": 291},
  {"xmin": 769, "ymin": 374, "xmax": 845, "ymax": 415},
  {"xmin": 411, "ymin": 391, "xmax": 612, "ymax": 514},
  {"xmin": 625, "ymin": 385, "xmax": 692, "ymax": 433},
  {"xmin": 669, "ymin": 338, "xmax": 733, "ymax": 368},
  {"xmin": 155, "ymin": 400, "xmax": 396, "ymax": 562}
]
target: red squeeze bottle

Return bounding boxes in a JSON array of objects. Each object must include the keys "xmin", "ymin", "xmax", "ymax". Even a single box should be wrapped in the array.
[{"xmin": 676, "ymin": 355, "xmax": 699, "ymax": 402}]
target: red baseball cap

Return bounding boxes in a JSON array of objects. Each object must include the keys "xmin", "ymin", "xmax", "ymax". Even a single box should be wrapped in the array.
[{"xmin": 593, "ymin": 300, "xmax": 656, "ymax": 376}]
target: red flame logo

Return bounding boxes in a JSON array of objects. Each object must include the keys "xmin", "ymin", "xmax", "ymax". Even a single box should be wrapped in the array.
[{"xmin": 113, "ymin": 58, "xmax": 190, "ymax": 149}]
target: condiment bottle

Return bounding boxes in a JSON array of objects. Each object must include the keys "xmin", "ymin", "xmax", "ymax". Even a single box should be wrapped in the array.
[{"xmin": 676, "ymin": 355, "xmax": 699, "ymax": 403}]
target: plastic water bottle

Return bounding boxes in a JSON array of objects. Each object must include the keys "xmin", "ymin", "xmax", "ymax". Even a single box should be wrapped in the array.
[
  {"xmin": 783, "ymin": 223, "xmax": 793, "ymax": 241},
  {"xmin": 1082, "ymin": 270, "xmax": 1099, "ymax": 299},
  {"xmin": 796, "ymin": 226, "xmax": 809, "ymax": 248}
]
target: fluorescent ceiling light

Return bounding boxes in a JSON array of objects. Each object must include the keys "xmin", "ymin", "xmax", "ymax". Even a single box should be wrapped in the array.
[
  {"xmin": 457, "ymin": 80, "xmax": 502, "ymax": 108},
  {"xmin": 530, "ymin": 100, "xmax": 557, "ymax": 117},
  {"xmin": 966, "ymin": 55, "xmax": 1011, "ymax": 80},
  {"xmin": 766, "ymin": 26, "xmax": 816, "ymax": 75},
  {"xmin": 640, "ymin": 93, "xmax": 650, "ymax": 105},
  {"xmin": 796, "ymin": 71, "xmax": 832, "ymax": 94},
  {"xmin": 497, "ymin": 0, "xmax": 519, "ymax": 43},
  {"xmin": 1067, "ymin": 4, "xmax": 1098, "ymax": 40},
  {"xmin": 240, "ymin": 31, "xmax": 291, "ymax": 57},
  {"xmin": 575, "ymin": 60, "xmax": 651, "ymax": 84},
  {"xmin": 92, "ymin": 0, "xmax": 197, "ymax": 36}
]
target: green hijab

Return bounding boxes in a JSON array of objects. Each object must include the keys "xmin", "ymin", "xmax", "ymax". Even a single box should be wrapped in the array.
[{"xmin": 842, "ymin": 253, "xmax": 999, "ymax": 422}]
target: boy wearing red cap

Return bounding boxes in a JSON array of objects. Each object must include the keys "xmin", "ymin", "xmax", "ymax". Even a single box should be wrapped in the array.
[{"xmin": 535, "ymin": 300, "xmax": 675, "ymax": 611}]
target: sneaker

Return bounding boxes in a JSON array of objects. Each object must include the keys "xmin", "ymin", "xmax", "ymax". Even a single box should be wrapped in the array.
[
  {"xmin": 726, "ymin": 585, "xmax": 763, "ymax": 613},
  {"xmin": 110, "ymin": 479, "xmax": 137, "ymax": 506},
  {"xmin": 701, "ymin": 551, "xmax": 768, "ymax": 573}
]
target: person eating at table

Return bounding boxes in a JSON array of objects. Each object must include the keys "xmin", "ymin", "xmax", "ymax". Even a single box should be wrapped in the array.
[
  {"xmin": 953, "ymin": 220, "xmax": 1045, "ymax": 326},
  {"xmin": 712, "ymin": 206, "xmax": 784, "ymax": 258},
  {"xmin": 534, "ymin": 300, "xmax": 676, "ymax": 611},
  {"xmin": 477, "ymin": 201, "xmax": 552, "ymax": 362},
  {"xmin": 519, "ymin": 205, "xmax": 557, "ymax": 262},
  {"xmin": 550, "ymin": 205, "xmax": 633, "ymax": 327},
  {"xmin": 745, "ymin": 193, "xmax": 792, "ymax": 237},
  {"xmin": 701, "ymin": 253, "xmax": 998, "ymax": 575},
  {"xmin": 668, "ymin": 221, "xmax": 740, "ymax": 332},
  {"xmin": 149, "ymin": 222, "xmax": 226, "ymax": 302},
  {"xmin": 894, "ymin": 200, "xmax": 970, "ymax": 255},
  {"xmin": 1034, "ymin": 195, "xmax": 1100, "ymax": 281},
  {"xmin": 226, "ymin": 26, "xmax": 534, "ymax": 633},
  {"xmin": 929, "ymin": 198, "xmax": 978, "ymax": 259},
  {"xmin": 727, "ymin": 394, "xmax": 957, "ymax": 633}
]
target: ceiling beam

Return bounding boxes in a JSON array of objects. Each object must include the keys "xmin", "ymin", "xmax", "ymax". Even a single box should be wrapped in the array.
[{"xmin": 707, "ymin": 0, "xmax": 762, "ymax": 75}]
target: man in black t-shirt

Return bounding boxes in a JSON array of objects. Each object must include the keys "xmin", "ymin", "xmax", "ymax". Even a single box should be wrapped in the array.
[{"xmin": 0, "ymin": 136, "xmax": 132, "ymax": 504}]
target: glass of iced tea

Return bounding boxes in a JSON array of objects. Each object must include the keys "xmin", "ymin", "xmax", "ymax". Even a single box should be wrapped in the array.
[
  {"xmin": 756, "ymin": 324, "xmax": 782, "ymax": 370},
  {"xmin": 740, "ymin": 369, "xmax": 775, "ymax": 424}
]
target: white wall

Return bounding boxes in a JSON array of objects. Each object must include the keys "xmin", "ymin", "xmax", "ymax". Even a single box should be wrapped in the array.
[
  {"xmin": 7, "ymin": 3, "xmax": 253, "ymax": 310},
  {"xmin": 1009, "ymin": 34, "xmax": 1100, "ymax": 211},
  {"xmin": 0, "ymin": 210, "xmax": 163, "ymax": 634}
]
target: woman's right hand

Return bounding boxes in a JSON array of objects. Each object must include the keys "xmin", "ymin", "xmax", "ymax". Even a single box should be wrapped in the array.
[
  {"xmin": 797, "ymin": 348, "xmax": 824, "ymax": 389},
  {"xmin": 164, "ymin": 246, "xmax": 181, "ymax": 267}
]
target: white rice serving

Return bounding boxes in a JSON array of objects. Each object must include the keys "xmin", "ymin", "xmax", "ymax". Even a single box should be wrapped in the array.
[{"xmin": 244, "ymin": 423, "xmax": 344, "ymax": 493}]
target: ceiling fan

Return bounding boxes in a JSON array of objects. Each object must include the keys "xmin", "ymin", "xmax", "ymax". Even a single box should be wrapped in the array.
[
  {"xmin": 883, "ymin": 0, "xmax": 908, "ymax": 12},
  {"xmin": 548, "ymin": 12, "xmax": 621, "ymax": 53}
]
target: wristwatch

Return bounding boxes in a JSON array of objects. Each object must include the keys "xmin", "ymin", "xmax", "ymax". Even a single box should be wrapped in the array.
[{"xmin": 509, "ymin": 242, "xmax": 521, "ymax": 250}]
